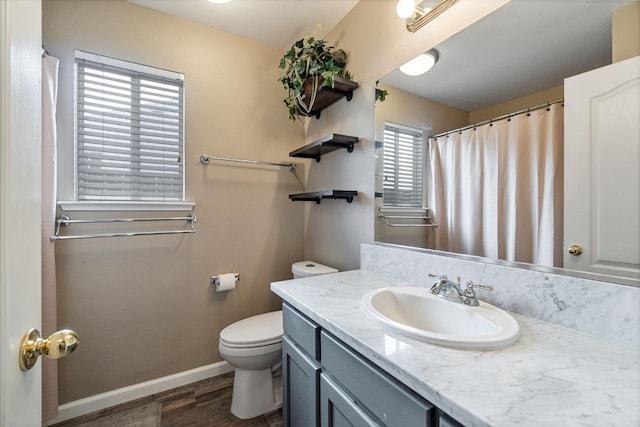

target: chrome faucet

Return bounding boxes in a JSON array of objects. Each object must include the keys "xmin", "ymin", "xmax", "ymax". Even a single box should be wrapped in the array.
[
  {"xmin": 428, "ymin": 275, "xmax": 463, "ymax": 303},
  {"xmin": 428, "ymin": 274, "xmax": 493, "ymax": 306}
]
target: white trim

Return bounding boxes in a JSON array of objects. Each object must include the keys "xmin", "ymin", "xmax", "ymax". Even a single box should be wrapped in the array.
[
  {"xmin": 47, "ymin": 361, "xmax": 233, "ymax": 425},
  {"xmin": 74, "ymin": 49, "xmax": 184, "ymax": 81},
  {"xmin": 58, "ymin": 201, "xmax": 195, "ymax": 211}
]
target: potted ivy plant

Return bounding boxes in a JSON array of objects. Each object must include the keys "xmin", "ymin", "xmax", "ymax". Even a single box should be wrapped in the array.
[{"xmin": 278, "ymin": 34, "xmax": 352, "ymax": 121}]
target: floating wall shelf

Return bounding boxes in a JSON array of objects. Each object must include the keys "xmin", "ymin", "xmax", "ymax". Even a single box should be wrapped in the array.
[
  {"xmin": 289, "ymin": 190, "xmax": 358, "ymax": 204},
  {"xmin": 289, "ymin": 134, "xmax": 360, "ymax": 162},
  {"xmin": 297, "ymin": 77, "xmax": 359, "ymax": 120}
]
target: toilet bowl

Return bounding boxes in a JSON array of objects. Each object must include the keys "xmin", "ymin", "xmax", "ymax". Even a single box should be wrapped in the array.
[
  {"xmin": 219, "ymin": 311, "xmax": 283, "ymax": 419},
  {"xmin": 218, "ymin": 261, "xmax": 337, "ymax": 419}
]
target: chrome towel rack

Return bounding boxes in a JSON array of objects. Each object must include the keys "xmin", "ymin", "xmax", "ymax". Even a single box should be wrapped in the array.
[
  {"xmin": 200, "ymin": 154, "xmax": 297, "ymax": 172},
  {"xmin": 377, "ymin": 208, "xmax": 437, "ymax": 228},
  {"xmin": 51, "ymin": 214, "xmax": 197, "ymax": 240}
]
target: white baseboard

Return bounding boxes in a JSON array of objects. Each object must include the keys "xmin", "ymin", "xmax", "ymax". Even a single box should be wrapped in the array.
[{"xmin": 48, "ymin": 361, "xmax": 233, "ymax": 425}]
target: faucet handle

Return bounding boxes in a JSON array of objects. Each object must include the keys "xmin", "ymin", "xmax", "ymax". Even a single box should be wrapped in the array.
[
  {"xmin": 465, "ymin": 281, "xmax": 493, "ymax": 291},
  {"xmin": 461, "ymin": 281, "xmax": 493, "ymax": 306}
]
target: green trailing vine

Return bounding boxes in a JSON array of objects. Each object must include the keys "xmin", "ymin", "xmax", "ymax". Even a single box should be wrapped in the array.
[{"xmin": 278, "ymin": 33, "xmax": 352, "ymax": 122}]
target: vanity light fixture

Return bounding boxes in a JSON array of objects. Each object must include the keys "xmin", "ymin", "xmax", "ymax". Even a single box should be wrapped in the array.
[
  {"xmin": 396, "ymin": 0, "xmax": 460, "ymax": 33},
  {"xmin": 396, "ymin": 0, "xmax": 420, "ymax": 19},
  {"xmin": 399, "ymin": 49, "xmax": 439, "ymax": 76}
]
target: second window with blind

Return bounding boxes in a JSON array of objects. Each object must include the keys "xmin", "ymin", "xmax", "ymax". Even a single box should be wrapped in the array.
[
  {"xmin": 75, "ymin": 50, "xmax": 185, "ymax": 202},
  {"xmin": 382, "ymin": 123, "xmax": 425, "ymax": 208}
]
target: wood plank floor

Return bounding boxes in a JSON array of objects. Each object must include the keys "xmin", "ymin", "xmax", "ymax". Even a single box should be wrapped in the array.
[{"xmin": 51, "ymin": 372, "xmax": 283, "ymax": 427}]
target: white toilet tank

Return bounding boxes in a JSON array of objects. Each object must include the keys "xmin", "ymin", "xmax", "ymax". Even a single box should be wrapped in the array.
[{"xmin": 292, "ymin": 260, "xmax": 338, "ymax": 279}]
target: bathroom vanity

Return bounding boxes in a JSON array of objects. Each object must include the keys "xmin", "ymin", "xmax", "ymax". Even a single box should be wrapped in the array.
[
  {"xmin": 271, "ymin": 270, "xmax": 639, "ymax": 427},
  {"xmin": 282, "ymin": 303, "xmax": 451, "ymax": 427}
]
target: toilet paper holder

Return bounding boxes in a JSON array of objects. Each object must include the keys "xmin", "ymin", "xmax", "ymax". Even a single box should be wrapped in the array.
[{"xmin": 210, "ymin": 273, "xmax": 240, "ymax": 287}]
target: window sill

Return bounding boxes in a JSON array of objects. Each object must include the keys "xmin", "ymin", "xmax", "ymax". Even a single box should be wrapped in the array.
[{"xmin": 57, "ymin": 201, "xmax": 195, "ymax": 212}]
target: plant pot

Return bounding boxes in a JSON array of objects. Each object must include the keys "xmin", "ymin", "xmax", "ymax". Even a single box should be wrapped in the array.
[
  {"xmin": 303, "ymin": 76, "xmax": 325, "ymax": 97},
  {"xmin": 298, "ymin": 76, "xmax": 325, "ymax": 113}
]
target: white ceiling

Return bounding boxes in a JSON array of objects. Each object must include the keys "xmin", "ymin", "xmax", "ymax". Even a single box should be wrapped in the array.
[
  {"xmin": 381, "ymin": 0, "xmax": 636, "ymax": 112},
  {"xmin": 127, "ymin": 0, "xmax": 360, "ymax": 50}
]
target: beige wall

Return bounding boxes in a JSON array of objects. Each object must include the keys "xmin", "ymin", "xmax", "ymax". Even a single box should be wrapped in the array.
[
  {"xmin": 375, "ymin": 84, "xmax": 470, "ymax": 138},
  {"xmin": 613, "ymin": 2, "xmax": 640, "ymax": 63},
  {"xmin": 469, "ymin": 84, "xmax": 564, "ymax": 123},
  {"xmin": 303, "ymin": 0, "xmax": 510, "ymax": 270},
  {"xmin": 44, "ymin": 0, "xmax": 305, "ymax": 403}
]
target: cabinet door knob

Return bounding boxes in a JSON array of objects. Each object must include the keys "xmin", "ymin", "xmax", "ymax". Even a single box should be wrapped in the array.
[{"xmin": 568, "ymin": 244, "xmax": 583, "ymax": 256}]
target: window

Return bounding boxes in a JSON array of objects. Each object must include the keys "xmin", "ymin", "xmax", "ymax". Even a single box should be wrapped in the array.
[
  {"xmin": 382, "ymin": 123, "xmax": 424, "ymax": 207},
  {"xmin": 75, "ymin": 51, "xmax": 184, "ymax": 201}
]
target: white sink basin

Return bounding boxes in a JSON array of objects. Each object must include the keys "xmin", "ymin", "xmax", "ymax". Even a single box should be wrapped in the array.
[{"xmin": 361, "ymin": 286, "xmax": 520, "ymax": 350}]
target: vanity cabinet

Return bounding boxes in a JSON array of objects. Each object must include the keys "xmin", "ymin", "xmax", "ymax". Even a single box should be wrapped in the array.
[{"xmin": 283, "ymin": 303, "xmax": 455, "ymax": 427}]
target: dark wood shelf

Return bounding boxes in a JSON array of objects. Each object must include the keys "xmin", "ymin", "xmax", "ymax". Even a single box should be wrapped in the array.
[
  {"xmin": 297, "ymin": 77, "xmax": 359, "ymax": 120},
  {"xmin": 289, "ymin": 134, "xmax": 360, "ymax": 162},
  {"xmin": 289, "ymin": 190, "xmax": 358, "ymax": 204}
]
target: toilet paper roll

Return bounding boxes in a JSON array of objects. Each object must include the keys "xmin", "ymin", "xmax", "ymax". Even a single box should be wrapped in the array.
[{"xmin": 215, "ymin": 273, "xmax": 237, "ymax": 292}]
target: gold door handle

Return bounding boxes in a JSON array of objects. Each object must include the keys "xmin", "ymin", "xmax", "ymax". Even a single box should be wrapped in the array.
[
  {"xmin": 19, "ymin": 328, "xmax": 79, "ymax": 371},
  {"xmin": 568, "ymin": 244, "xmax": 583, "ymax": 256}
]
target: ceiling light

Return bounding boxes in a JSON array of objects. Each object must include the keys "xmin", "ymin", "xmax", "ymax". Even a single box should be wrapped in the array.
[
  {"xmin": 399, "ymin": 50, "xmax": 439, "ymax": 76},
  {"xmin": 207, "ymin": 0, "xmax": 232, "ymax": 3}
]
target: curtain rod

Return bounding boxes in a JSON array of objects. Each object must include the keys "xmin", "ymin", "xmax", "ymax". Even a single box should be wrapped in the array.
[{"xmin": 429, "ymin": 99, "xmax": 564, "ymax": 139}]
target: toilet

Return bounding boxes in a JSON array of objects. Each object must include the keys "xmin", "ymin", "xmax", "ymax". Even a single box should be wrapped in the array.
[{"xmin": 218, "ymin": 260, "xmax": 338, "ymax": 419}]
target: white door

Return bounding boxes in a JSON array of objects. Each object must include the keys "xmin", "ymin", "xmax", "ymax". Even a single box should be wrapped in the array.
[
  {"xmin": 0, "ymin": 0, "xmax": 43, "ymax": 424},
  {"xmin": 564, "ymin": 56, "xmax": 640, "ymax": 284}
]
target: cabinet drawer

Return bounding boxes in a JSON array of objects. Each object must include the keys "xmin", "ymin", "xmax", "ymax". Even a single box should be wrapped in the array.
[
  {"xmin": 321, "ymin": 331, "xmax": 434, "ymax": 427},
  {"xmin": 283, "ymin": 303, "xmax": 321, "ymax": 360}
]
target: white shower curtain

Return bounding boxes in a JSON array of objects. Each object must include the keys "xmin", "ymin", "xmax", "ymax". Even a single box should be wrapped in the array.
[
  {"xmin": 42, "ymin": 52, "xmax": 60, "ymax": 422},
  {"xmin": 428, "ymin": 103, "xmax": 563, "ymax": 267}
]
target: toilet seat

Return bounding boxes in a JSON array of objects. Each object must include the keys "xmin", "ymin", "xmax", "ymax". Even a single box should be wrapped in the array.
[
  {"xmin": 219, "ymin": 336, "xmax": 281, "ymax": 349},
  {"xmin": 220, "ymin": 310, "xmax": 283, "ymax": 348},
  {"xmin": 218, "ymin": 340, "xmax": 282, "ymax": 358}
]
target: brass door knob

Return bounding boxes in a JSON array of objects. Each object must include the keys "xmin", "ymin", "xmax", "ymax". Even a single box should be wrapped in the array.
[
  {"xmin": 568, "ymin": 244, "xmax": 583, "ymax": 256},
  {"xmin": 19, "ymin": 328, "xmax": 79, "ymax": 371}
]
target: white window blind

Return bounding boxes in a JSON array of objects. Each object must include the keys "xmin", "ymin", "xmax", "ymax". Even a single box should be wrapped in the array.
[
  {"xmin": 75, "ymin": 51, "xmax": 185, "ymax": 201},
  {"xmin": 382, "ymin": 123, "xmax": 424, "ymax": 207}
]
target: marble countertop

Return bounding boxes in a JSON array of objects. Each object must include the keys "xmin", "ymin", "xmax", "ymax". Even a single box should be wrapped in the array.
[{"xmin": 271, "ymin": 270, "xmax": 640, "ymax": 427}]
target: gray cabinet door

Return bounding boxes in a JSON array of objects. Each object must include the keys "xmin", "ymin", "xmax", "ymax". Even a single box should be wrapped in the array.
[
  {"xmin": 283, "ymin": 336, "xmax": 321, "ymax": 427},
  {"xmin": 320, "ymin": 373, "xmax": 381, "ymax": 427},
  {"xmin": 435, "ymin": 411, "xmax": 464, "ymax": 427}
]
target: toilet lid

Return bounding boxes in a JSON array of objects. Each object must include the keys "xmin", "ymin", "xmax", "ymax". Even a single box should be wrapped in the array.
[{"xmin": 220, "ymin": 310, "xmax": 283, "ymax": 346}]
